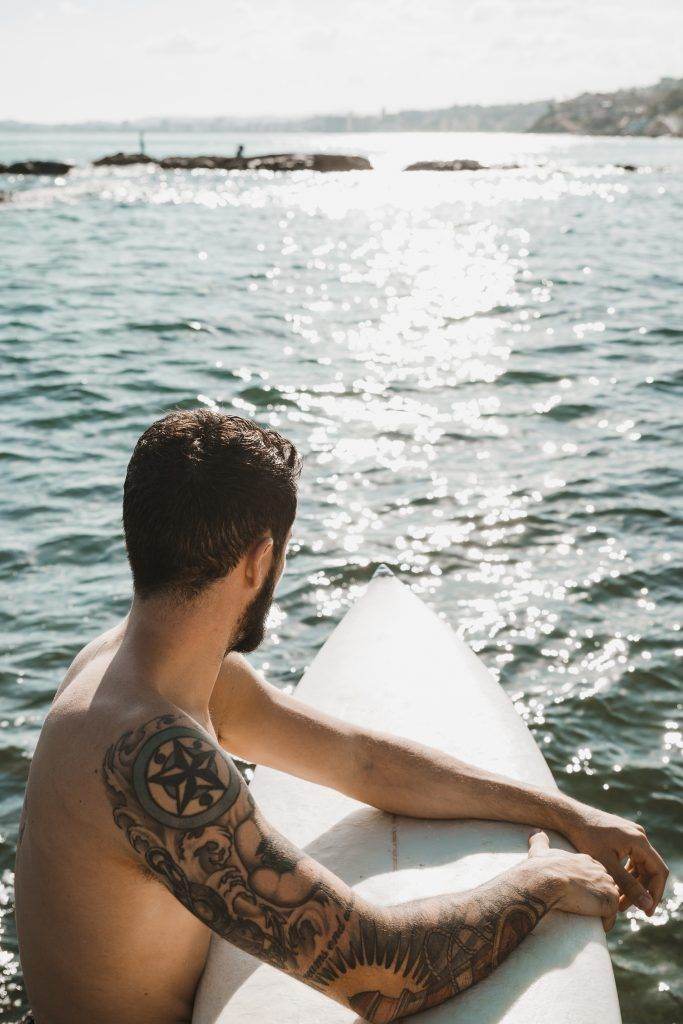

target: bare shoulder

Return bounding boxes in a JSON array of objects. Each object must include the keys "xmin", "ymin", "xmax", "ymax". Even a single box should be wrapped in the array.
[
  {"xmin": 53, "ymin": 616, "xmax": 129, "ymax": 701},
  {"xmin": 100, "ymin": 708, "xmax": 249, "ymax": 879},
  {"xmin": 103, "ymin": 711, "xmax": 236, "ymax": 813}
]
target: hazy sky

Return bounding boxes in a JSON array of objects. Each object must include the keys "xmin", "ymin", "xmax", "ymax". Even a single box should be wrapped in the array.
[{"xmin": 2, "ymin": 0, "xmax": 681, "ymax": 122}]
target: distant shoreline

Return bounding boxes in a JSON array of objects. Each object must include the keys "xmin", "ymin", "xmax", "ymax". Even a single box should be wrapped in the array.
[{"xmin": 3, "ymin": 77, "xmax": 681, "ymax": 139}]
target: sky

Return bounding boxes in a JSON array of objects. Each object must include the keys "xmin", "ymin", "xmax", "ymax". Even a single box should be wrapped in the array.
[{"xmin": 1, "ymin": 0, "xmax": 681, "ymax": 123}]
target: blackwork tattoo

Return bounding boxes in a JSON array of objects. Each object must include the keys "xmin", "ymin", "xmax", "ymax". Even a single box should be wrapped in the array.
[
  {"xmin": 103, "ymin": 714, "xmax": 344, "ymax": 972},
  {"xmin": 338, "ymin": 893, "xmax": 546, "ymax": 1022},
  {"xmin": 133, "ymin": 725, "xmax": 241, "ymax": 829},
  {"xmin": 102, "ymin": 715, "xmax": 548, "ymax": 1022}
]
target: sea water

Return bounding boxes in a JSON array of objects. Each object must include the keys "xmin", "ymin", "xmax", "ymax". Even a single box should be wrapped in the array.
[{"xmin": 0, "ymin": 131, "xmax": 681, "ymax": 1021}]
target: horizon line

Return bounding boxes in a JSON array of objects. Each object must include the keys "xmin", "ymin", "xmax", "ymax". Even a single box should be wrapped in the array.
[{"xmin": 2, "ymin": 74, "xmax": 678, "ymax": 129}]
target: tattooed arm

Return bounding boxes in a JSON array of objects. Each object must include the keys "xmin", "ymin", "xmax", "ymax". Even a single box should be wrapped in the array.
[
  {"xmin": 103, "ymin": 713, "xmax": 618, "ymax": 1023},
  {"xmin": 212, "ymin": 653, "xmax": 668, "ymax": 916}
]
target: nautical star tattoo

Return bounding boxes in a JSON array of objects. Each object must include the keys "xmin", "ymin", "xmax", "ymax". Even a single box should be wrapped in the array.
[{"xmin": 103, "ymin": 714, "xmax": 549, "ymax": 1022}]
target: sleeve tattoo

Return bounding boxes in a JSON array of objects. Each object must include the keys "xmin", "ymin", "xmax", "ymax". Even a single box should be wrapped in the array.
[{"xmin": 102, "ymin": 715, "xmax": 549, "ymax": 1022}]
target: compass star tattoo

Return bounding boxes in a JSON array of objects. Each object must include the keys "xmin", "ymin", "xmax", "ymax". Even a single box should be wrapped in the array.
[
  {"xmin": 133, "ymin": 727, "xmax": 241, "ymax": 829},
  {"xmin": 103, "ymin": 714, "xmax": 550, "ymax": 1022},
  {"xmin": 148, "ymin": 736, "xmax": 223, "ymax": 812}
]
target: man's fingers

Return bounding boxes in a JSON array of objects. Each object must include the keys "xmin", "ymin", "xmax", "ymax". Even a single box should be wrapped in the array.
[
  {"xmin": 629, "ymin": 839, "xmax": 669, "ymax": 911},
  {"xmin": 610, "ymin": 862, "xmax": 654, "ymax": 914},
  {"xmin": 528, "ymin": 830, "xmax": 550, "ymax": 855}
]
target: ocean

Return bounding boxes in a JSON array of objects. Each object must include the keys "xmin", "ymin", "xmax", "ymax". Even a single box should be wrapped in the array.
[{"xmin": 0, "ymin": 130, "xmax": 681, "ymax": 1021}]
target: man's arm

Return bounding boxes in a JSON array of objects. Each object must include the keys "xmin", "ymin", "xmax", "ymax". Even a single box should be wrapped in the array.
[
  {"xmin": 210, "ymin": 653, "xmax": 668, "ymax": 916},
  {"xmin": 102, "ymin": 712, "xmax": 613, "ymax": 1022}
]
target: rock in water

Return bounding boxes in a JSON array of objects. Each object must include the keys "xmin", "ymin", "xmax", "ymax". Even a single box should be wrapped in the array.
[
  {"xmin": 246, "ymin": 153, "xmax": 310, "ymax": 171},
  {"xmin": 311, "ymin": 154, "xmax": 372, "ymax": 171},
  {"xmin": 8, "ymin": 161, "xmax": 73, "ymax": 176},
  {"xmin": 93, "ymin": 152, "xmax": 156, "ymax": 166},
  {"xmin": 404, "ymin": 159, "xmax": 486, "ymax": 171},
  {"xmin": 159, "ymin": 156, "xmax": 239, "ymax": 170},
  {"xmin": 158, "ymin": 153, "xmax": 372, "ymax": 172}
]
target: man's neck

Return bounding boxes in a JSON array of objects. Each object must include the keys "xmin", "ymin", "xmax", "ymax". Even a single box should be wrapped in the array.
[{"xmin": 115, "ymin": 583, "xmax": 241, "ymax": 718}]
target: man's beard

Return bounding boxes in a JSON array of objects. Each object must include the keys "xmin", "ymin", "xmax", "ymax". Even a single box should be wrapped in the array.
[{"xmin": 229, "ymin": 555, "xmax": 281, "ymax": 654}]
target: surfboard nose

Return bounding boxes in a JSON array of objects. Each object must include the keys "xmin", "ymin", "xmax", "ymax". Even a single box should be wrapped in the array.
[{"xmin": 372, "ymin": 563, "xmax": 395, "ymax": 578}]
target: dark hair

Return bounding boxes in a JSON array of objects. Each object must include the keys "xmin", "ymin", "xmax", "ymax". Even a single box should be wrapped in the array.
[{"xmin": 123, "ymin": 409, "xmax": 302, "ymax": 601}]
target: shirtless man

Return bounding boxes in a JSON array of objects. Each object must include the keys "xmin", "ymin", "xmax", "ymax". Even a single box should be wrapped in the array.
[{"xmin": 15, "ymin": 409, "xmax": 668, "ymax": 1024}]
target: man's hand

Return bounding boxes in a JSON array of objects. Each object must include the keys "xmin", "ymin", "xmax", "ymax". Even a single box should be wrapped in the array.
[
  {"xmin": 526, "ymin": 830, "xmax": 620, "ymax": 932},
  {"xmin": 561, "ymin": 804, "xmax": 668, "ymax": 916}
]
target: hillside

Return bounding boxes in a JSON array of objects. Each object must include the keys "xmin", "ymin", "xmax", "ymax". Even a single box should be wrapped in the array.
[{"xmin": 529, "ymin": 77, "xmax": 683, "ymax": 136}]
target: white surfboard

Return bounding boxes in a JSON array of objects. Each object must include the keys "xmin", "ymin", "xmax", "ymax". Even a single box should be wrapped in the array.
[{"xmin": 193, "ymin": 566, "xmax": 621, "ymax": 1024}]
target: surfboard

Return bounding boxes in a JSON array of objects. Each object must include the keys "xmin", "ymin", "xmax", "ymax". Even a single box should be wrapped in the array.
[{"xmin": 192, "ymin": 565, "xmax": 622, "ymax": 1023}]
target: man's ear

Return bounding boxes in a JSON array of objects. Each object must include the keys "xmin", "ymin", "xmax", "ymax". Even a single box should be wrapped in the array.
[{"xmin": 243, "ymin": 535, "xmax": 274, "ymax": 590}]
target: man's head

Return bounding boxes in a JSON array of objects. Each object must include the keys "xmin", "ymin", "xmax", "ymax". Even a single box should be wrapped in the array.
[{"xmin": 123, "ymin": 409, "xmax": 302, "ymax": 651}]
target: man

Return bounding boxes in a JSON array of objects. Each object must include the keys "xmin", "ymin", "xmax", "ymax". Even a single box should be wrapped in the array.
[{"xmin": 15, "ymin": 409, "xmax": 667, "ymax": 1024}]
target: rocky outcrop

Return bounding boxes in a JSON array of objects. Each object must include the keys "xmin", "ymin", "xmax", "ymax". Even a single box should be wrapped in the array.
[
  {"xmin": 158, "ymin": 152, "xmax": 372, "ymax": 172},
  {"xmin": 247, "ymin": 154, "xmax": 306, "ymax": 170},
  {"xmin": 93, "ymin": 152, "xmax": 156, "ymax": 166},
  {"xmin": 310, "ymin": 153, "xmax": 371, "ymax": 171},
  {"xmin": 1, "ymin": 151, "xmax": 375, "ymax": 174},
  {"xmin": 403, "ymin": 159, "xmax": 519, "ymax": 171},
  {"xmin": 405, "ymin": 159, "xmax": 485, "ymax": 171},
  {"xmin": 158, "ymin": 155, "xmax": 238, "ymax": 170},
  {"xmin": 644, "ymin": 115, "xmax": 683, "ymax": 137},
  {"xmin": 7, "ymin": 160, "xmax": 73, "ymax": 175}
]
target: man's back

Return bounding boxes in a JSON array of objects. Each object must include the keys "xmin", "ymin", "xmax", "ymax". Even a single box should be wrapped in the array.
[{"xmin": 15, "ymin": 628, "xmax": 212, "ymax": 1024}]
